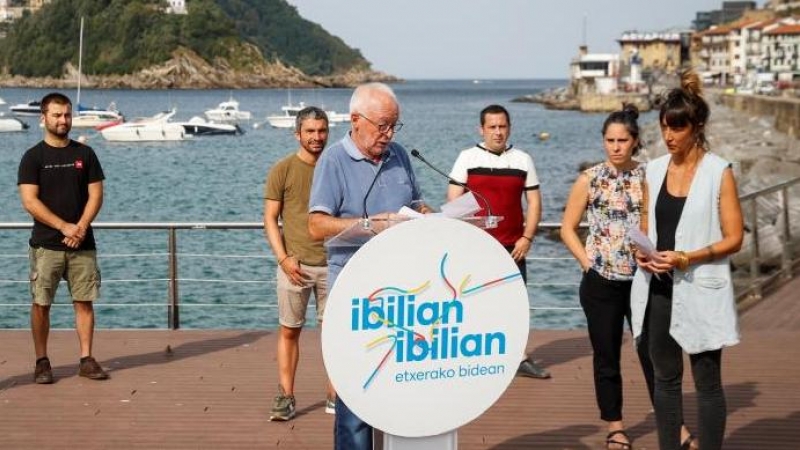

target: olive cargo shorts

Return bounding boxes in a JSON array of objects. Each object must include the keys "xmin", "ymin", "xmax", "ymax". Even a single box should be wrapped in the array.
[{"xmin": 29, "ymin": 247, "xmax": 101, "ymax": 305}]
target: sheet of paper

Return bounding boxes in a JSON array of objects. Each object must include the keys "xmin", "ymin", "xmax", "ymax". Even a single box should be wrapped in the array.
[
  {"xmin": 397, "ymin": 206, "xmax": 424, "ymax": 218},
  {"xmin": 629, "ymin": 227, "xmax": 657, "ymax": 258},
  {"xmin": 440, "ymin": 191, "xmax": 482, "ymax": 218}
]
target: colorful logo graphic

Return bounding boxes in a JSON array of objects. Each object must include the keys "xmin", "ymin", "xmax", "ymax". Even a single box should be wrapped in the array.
[{"xmin": 351, "ymin": 252, "xmax": 521, "ymax": 390}]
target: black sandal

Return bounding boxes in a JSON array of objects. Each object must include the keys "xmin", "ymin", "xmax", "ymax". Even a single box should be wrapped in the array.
[
  {"xmin": 680, "ymin": 433, "xmax": 698, "ymax": 450},
  {"xmin": 606, "ymin": 430, "xmax": 633, "ymax": 450}
]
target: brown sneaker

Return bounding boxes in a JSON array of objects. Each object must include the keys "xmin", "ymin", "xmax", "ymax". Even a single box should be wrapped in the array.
[
  {"xmin": 34, "ymin": 357, "xmax": 54, "ymax": 384},
  {"xmin": 78, "ymin": 356, "xmax": 109, "ymax": 380}
]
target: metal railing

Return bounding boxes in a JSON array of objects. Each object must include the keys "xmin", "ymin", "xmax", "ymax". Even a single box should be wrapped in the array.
[
  {"xmin": 1, "ymin": 176, "xmax": 798, "ymax": 329},
  {"xmin": 736, "ymin": 176, "xmax": 800, "ymax": 304}
]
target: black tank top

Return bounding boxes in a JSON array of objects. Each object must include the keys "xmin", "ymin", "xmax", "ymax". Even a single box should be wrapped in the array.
[
  {"xmin": 652, "ymin": 174, "xmax": 687, "ymax": 293},
  {"xmin": 655, "ymin": 174, "xmax": 687, "ymax": 252}
]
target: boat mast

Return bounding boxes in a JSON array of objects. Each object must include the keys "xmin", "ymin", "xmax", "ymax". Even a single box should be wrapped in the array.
[{"xmin": 77, "ymin": 17, "xmax": 84, "ymax": 107}]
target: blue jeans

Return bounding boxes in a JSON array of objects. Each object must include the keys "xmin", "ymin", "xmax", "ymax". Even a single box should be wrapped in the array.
[{"xmin": 334, "ymin": 397, "xmax": 372, "ymax": 450}]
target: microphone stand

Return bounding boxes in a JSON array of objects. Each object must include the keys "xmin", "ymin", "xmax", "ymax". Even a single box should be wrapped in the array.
[{"xmin": 410, "ymin": 148, "xmax": 497, "ymax": 228}]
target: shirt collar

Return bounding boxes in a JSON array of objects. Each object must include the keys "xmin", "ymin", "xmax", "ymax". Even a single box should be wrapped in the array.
[
  {"xmin": 343, "ymin": 132, "xmax": 393, "ymax": 164},
  {"xmin": 476, "ymin": 142, "xmax": 513, "ymax": 155}
]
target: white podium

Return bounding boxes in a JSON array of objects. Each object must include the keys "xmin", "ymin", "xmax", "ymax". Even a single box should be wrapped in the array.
[{"xmin": 322, "ymin": 216, "xmax": 529, "ymax": 449}]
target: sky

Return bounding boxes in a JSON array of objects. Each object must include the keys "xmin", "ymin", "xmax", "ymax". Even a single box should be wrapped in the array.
[{"xmin": 285, "ymin": 0, "xmax": 766, "ymax": 80}]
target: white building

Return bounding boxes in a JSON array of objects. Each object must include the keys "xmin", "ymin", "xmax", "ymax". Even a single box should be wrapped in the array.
[
  {"xmin": 763, "ymin": 23, "xmax": 800, "ymax": 79},
  {"xmin": 165, "ymin": 0, "xmax": 187, "ymax": 15},
  {"xmin": 0, "ymin": 0, "xmax": 20, "ymax": 22},
  {"xmin": 570, "ymin": 46, "xmax": 621, "ymax": 94}
]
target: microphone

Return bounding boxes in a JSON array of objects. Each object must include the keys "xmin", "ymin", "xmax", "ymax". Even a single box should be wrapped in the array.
[
  {"xmin": 361, "ymin": 160, "xmax": 386, "ymax": 228},
  {"xmin": 410, "ymin": 149, "xmax": 496, "ymax": 224}
]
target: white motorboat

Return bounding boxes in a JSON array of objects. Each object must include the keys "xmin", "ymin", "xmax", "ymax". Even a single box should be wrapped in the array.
[
  {"xmin": 73, "ymin": 103, "xmax": 124, "ymax": 128},
  {"xmin": 0, "ymin": 97, "xmax": 5, "ymax": 105},
  {"xmin": 0, "ymin": 117, "xmax": 29, "ymax": 132},
  {"xmin": 100, "ymin": 122, "xmax": 186, "ymax": 142},
  {"xmin": 204, "ymin": 98, "xmax": 251, "ymax": 123},
  {"xmin": 266, "ymin": 101, "xmax": 304, "ymax": 129},
  {"xmin": 124, "ymin": 108, "xmax": 177, "ymax": 125},
  {"xmin": 174, "ymin": 116, "xmax": 243, "ymax": 136},
  {"xmin": 266, "ymin": 100, "xmax": 349, "ymax": 129},
  {"xmin": 9, "ymin": 101, "xmax": 41, "ymax": 116},
  {"xmin": 327, "ymin": 110, "xmax": 351, "ymax": 123}
]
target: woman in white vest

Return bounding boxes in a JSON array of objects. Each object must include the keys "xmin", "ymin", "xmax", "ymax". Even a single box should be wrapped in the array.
[{"xmin": 630, "ymin": 70, "xmax": 744, "ymax": 450}]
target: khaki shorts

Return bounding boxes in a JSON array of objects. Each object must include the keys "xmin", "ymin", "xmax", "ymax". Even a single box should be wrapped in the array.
[
  {"xmin": 276, "ymin": 263, "xmax": 328, "ymax": 328},
  {"xmin": 29, "ymin": 247, "xmax": 101, "ymax": 306}
]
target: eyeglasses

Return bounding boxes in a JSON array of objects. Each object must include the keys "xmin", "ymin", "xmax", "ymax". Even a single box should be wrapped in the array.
[{"xmin": 358, "ymin": 114, "xmax": 403, "ymax": 134}]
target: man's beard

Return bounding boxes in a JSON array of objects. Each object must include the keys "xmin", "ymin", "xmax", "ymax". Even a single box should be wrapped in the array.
[{"xmin": 48, "ymin": 125, "xmax": 70, "ymax": 138}]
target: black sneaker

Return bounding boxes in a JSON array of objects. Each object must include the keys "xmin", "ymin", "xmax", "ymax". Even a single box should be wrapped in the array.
[
  {"xmin": 516, "ymin": 359, "xmax": 551, "ymax": 379},
  {"xmin": 34, "ymin": 357, "xmax": 54, "ymax": 384},
  {"xmin": 78, "ymin": 357, "xmax": 109, "ymax": 380}
]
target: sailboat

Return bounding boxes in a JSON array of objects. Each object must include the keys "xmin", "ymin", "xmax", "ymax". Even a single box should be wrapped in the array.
[{"xmin": 72, "ymin": 17, "xmax": 123, "ymax": 128}]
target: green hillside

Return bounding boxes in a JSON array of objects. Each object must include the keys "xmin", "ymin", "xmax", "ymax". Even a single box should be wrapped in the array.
[{"xmin": 0, "ymin": 0, "xmax": 370, "ymax": 78}]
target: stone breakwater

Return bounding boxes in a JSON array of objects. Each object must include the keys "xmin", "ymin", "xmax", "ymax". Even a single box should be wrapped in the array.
[
  {"xmin": 640, "ymin": 94, "xmax": 800, "ymax": 271},
  {"xmin": 512, "ymin": 87, "xmax": 651, "ymax": 112}
]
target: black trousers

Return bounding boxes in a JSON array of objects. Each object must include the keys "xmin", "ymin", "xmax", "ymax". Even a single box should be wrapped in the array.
[
  {"xmin": 580, "ymin": 269, "xmax": 654, "ymax": 422},
  {"xmin": 504, "ymin": 245, "xmax": 527, "ymax": 283},
  {"xmin": 641, "ymin": 280, "xmax": 726, "ymax": 450}
]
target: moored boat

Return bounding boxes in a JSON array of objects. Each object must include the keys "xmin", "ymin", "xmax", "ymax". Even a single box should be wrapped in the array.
[
  {"xmin": 266, "ymin": 101, "xmax": 304, "ymax": 129},
  {"xmin": 73, "ymin": 104, "xmax": 124, "ymax": 128},
  {"xmin": 174, "ymin": 116, "xmax": 244, "ymax": 136},
  {"xmin": 9, "ymin": 101, "xmax": 41, "ymax": 116},
  {"xmin": 204, "ymin": 98, "xmax": 251, "ymax": 123},
  {"xmin": 0, "ymin": 117, "xmax": 29, "ymax": 132},
  {"xmin": 100, "ymin": 122, "xmax": 186, "ymax": 142},
  {"xmin": 266, "ymin": 101, "xmax": 349, "ymax": 129}
]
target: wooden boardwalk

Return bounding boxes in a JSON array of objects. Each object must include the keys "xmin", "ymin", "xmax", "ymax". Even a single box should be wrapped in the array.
[{"xmin": 2, "ymin": 276, "xmax": 800, "ymax": 449}]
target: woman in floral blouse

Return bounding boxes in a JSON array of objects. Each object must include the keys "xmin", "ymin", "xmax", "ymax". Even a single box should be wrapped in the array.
[{"xmin": 561, "ymin": 104, "xmax": 695, "ymax": 450}]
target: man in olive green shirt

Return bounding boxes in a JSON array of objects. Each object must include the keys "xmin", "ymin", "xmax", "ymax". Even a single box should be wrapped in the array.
[{"xmin": 264, "ymin": 106, "xmax": 334, "ymax": 421}]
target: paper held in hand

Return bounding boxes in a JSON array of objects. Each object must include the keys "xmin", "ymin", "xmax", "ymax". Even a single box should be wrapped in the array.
[{"xmin": 629, "ymin": 227, "xmax": 660, "ymax": 260}]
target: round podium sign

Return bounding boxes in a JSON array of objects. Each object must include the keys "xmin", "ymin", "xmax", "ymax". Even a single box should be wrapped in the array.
[{"xmin": 322, "ymin": 217, "xmax": 530, "ymax": 437}]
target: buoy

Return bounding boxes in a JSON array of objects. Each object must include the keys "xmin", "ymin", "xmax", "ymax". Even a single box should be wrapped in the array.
[{"xmin": 538, "ymin": 132, "xmax": 550, "ymax": 141}]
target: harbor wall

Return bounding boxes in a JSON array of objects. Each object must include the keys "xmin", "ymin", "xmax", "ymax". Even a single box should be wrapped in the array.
[
  {"xmin": 578, "ymin": 92, "xmax": 651, "ymax": 112},
  {"xmin": 719, "ymin": 94, "xmax": 800, "ymax": 138}
]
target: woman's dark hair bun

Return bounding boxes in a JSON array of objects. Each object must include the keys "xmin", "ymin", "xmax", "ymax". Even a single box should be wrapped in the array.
[{"xmin": 621, "ymin": 102, "xmax": 640, "ymax": 120}]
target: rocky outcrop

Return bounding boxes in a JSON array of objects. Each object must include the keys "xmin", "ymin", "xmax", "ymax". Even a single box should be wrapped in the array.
[{"xmin": 0, "ymin": 46, "xmax": 398, "ymax": 89}]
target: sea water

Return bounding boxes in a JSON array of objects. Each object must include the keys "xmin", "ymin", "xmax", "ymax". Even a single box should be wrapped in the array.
[{"xmin": 0, "ymin": 80, "xmax": 654, "ymax": 330}]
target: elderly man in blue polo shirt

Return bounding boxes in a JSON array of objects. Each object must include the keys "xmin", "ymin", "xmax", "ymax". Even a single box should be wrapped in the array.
[{"xmin": 309, "ymin": 82, "xmax": 429, "ymax": 450}]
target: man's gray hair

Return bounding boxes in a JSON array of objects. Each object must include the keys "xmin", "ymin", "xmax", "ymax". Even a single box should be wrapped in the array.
[
  {"xmin": 295, "ymin": 106, "xmax": 329, "ymax": 132},
  {"xmin": 349, "ymin": 82, "xmax": 397, "ymax": 115}
]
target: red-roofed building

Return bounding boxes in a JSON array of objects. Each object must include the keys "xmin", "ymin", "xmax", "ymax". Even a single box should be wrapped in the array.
[
  {"xmin": 763, "ymin": 23, "xmax": 800, "ymax": 76},
  {"xmin": 694, "ymin": 25, "xmax": 736, "ymax": 84},
  {"xmin": 691, "ymin": 14, "xmax": 800, "ymax": 85}
]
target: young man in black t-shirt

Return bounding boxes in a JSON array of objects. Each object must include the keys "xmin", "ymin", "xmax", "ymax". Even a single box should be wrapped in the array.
[{"xmin": 17, "ymin": 92, "xmax": 109, "ymax": 384}]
